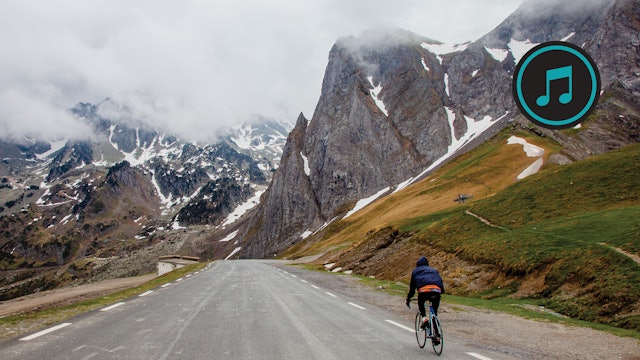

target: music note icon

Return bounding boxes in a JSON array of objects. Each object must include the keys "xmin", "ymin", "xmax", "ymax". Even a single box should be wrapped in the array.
[{"xmin": 536, "ymin": 65, "xmax": 573, "ymax": 107}]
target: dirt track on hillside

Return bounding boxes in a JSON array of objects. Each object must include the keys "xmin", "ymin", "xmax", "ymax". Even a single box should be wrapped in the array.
[{"xmin": 0, "ymin": 274, "xmax": 155, "ymax": 317}]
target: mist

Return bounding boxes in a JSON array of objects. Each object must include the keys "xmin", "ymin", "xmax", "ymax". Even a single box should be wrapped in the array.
[{"xmin": 0, "ymin": 0, "xmax": 522, "ymax": 143}]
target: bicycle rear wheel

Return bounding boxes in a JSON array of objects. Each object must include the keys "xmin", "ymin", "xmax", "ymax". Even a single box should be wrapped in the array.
[
  {"xmin": 414, "ymin": 312, "xmax": 427, "ymax": 348},
  {"xmin": 431, "ymin": 315, "xmax": 443, "ymax": 355}
]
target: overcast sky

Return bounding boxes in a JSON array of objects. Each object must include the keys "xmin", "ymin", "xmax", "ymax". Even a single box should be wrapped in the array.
[{"xmin": 0, "ymin": 0, "xmax": 522, "ymax": 143}]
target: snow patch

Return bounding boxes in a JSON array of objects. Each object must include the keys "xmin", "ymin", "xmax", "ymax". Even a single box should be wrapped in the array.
[
  {"xmin": 420, "ymin": 42, "xmax": 469, "ymax": 65},
  {"xmin": 312, "ymin": 216, "xmax": 338, "ymax": 236},
  {"xmin": 472, "ymin": 69, "xmax": 479, "ymax": 77},
  {"xmin": 367, "ymin": 76, "xmax": 389, "ymax": 116},
  {"xmin": 301, "ymin": 152, "xmax": 311, "ymax": 176},
  {"xmin": 225, "ymin": 247, "xmax": 242, "ymax": 260},
  {"xmin": 484, "ymin": 47, "xmax": 509, "ymax": 62},
  {"xmin": 507, "ymin": 136, "xmax": 545, "ymax": 180},
  {"xmin": 444, "ymin": 73, "xmax": 450, "ymax": 97},
  {"xmin": 402, "ymin": 111, "xmax": 509, "ymax": 188},
  {"xmin": 507, "ymin": 136, "xmax": 545, "ymax": 157},
  {"xmin": 508, "ymin": 38, "xmax": 539, "ymax": 64},
  {"xmin": 219, "ymin": 230, "xmax": 239, "ymax": 242},
  {"xmin": 518, "ymin": 158, "xmax": 544, "ymax": 180},
  {"xmin": 172, "ymin": 217, "xmax": 186, "ymax": 230},
  {"xmin": 343, "ymin": 187, "xmax": 390, "ymax": 219},
  {"xmin": 561, "ymin": 32, "xmax": 576, "ymax": 41},
  {"xmin": 300, "ymin": 230, "xmax": 313, "ymax": 239},
  {"xmin": 421, "ymin": 42, "xmax": 469, "ymax": 57},
  {"xmin": 421, "ymin": 57, "xmax": 430, "ymax": 72},
  {"xmin": 36, "ymin": 139, "xmax": 67, "ymax": 160},
  {"xmin": 222, "ymin": 190, "xmax": 264, "ymax": 227}
]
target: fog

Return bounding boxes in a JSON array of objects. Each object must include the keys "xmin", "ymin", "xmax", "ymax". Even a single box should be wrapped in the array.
[{"xmin": 0, "ymin": 0, "xmax": 522, "ymax": 142}]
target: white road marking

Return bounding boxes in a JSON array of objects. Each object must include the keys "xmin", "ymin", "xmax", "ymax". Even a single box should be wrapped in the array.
[
  {"xmin": 139, "ymin": 291, "xmax": 153, "ymax": 297},
  {"xmin": 325, "ymin": 291, "xmax": 337, "ymax": 298},
  {"xmin": 291, "ymin": 274, "xmax": 298, "ymax": 278},
  {"xmin": 176, "ymin": 278, "xmax": 184, "ymax": 282},
  {"xmin": 300, "ymin": 279, "xmax": 308, "ymax": 283},
  {"xmin": 467, "ymin": 352, "xmax": 495, "ymax": 360},
  {"xmin": 385, "ymin": 320, "xmax": 414, "ymax": 333},
  {"xmin": 100, "ymin": 302, "xmax": 126, "ymax": 312},
  {"xmin": 311, "ymin": 285, "xmax": 319, "ymax": 289},
  {"xmin": 161, "ymin": 283, "xmax": 171, "ymax": 288},
  {"xmin": 347, "ymin": 302, "xmax": 366, "ymax": 310},
  {"xmin": 20, "ymin": 323, "xmax": 72, "ymax": 341}
]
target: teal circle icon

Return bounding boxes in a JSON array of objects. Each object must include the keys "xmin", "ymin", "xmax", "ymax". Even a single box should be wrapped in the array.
[{"xmin": 512, "ymin": 41, "xmax": 600, "ymax": 129}]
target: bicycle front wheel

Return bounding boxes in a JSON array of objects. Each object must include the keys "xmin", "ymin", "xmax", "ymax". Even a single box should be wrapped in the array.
[
  {"xmin": 414, "ymin": 312, "xmax": 427, "ymax": 348},
  {"xmin": 431, "ymin": 315, "xmax": 444, "ymax": 355}
]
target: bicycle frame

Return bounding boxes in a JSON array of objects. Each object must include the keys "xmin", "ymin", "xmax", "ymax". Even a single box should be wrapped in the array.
[{"xmin": 409, "ymin": 298, "xmax": 443, "ymax": 355}]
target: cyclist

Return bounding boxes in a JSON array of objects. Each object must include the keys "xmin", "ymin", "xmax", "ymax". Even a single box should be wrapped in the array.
[{"xmin": 405, "ymin": 256, "xmax": 444, "ymax": 330}]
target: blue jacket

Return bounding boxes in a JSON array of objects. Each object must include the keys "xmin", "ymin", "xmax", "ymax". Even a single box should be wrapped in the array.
[{"xmin": 407, "ymin": 256, "xmax": 445, "ymax": 299}]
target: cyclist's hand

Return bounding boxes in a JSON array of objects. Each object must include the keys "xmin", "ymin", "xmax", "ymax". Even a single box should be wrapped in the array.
[{"xmin": 405, "ymin": 298, "xmax": 411, "ymax": 309}]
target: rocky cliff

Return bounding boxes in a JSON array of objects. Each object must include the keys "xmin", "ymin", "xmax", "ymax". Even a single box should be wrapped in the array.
[{"xmin": 239, "ymin": 0, "xmax": 640, "ymax": 258}]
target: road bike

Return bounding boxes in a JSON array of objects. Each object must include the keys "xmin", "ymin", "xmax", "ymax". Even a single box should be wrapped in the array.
[{"xmin": 408, "ymin": 299, "xmax": 443, "ymax": 355}]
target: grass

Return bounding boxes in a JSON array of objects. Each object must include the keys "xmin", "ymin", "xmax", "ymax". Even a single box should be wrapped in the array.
[
  {"xmin": 0, "ymin": 262, "xmax": 208, "ymax": 341},
  {"xmin": 284, "ymin": 128, "xmax": 561, "ymax": 259},
  {"xmin": 350, "ymin": 274, "xmax": 640, "ymax": 339},
  {"xmin": 396, "ymin": 144, "xmax": 640, "ymax": 329},
  {"xmin": 289, "ymin": 128, "xmax": 640, "ymax": 331}
]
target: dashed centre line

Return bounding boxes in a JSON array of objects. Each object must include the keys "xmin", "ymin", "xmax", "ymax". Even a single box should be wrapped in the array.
[
  {"xmin": 100, "ymin": 302, "xmax": 125, "ymax": 312},
  {"xmin": 467, "ymin": 352, "xmax": 495, "ymax": 360},
  {"xmin": 325, "ymin": 291, "xmax": 337, "ymax": 298},
  {"xmin": 384, "ymin": 320, "xmax": 414, "ymax": 333},
  {"xmin": 20, "ymin": 323, "xmax": 72, "ymax": 341},
  {"xmin": 347, "ymin": 302, "xmax": 366, "ymax": 310}
]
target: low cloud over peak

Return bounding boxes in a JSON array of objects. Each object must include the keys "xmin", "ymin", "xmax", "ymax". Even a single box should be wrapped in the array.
[{"xmin": 0, "ymin": 0, "xmax": 521, "ymax": 143}]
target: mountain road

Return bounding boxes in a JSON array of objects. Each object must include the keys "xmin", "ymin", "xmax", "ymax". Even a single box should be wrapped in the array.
[{"xmin": 2, "ymin": 260, "xmax": 638, "ymax": 359}]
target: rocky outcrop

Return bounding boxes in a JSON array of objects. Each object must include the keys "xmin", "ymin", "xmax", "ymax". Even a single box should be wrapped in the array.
[
  {"xmin": 240, "ymin": 29, "xmax": 516, "ymax": 258},
  {"xmin": 175, "ymin": 178, "xmax": 253, "ymax": 226},
  {"xmin": 240, "ymin": 0, "xmax": 640, "ymax": 258}
]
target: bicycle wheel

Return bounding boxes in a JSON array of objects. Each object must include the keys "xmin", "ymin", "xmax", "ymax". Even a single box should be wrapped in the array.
[
  {"xmin": 414, "ymin": 312, "xmax": 427, "ymax": 348},
  {"xmin": 431, "ymin": 315, "xmax": 444, "ymax": 355}
]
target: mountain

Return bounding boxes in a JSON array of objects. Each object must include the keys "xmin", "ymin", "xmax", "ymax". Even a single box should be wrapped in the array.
[
  {"xmin": 237, "ymin": 0, "xmax": 639, "ymax": 259},
  {"xmin": 0, "ymin": 100, "xmax": 290, "ymax": 299}
]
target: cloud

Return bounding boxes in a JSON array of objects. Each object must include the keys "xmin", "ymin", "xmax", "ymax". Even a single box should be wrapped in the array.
[{"xmin": 0, "ymin": 0, "xmax": 521, "ymax": 142}]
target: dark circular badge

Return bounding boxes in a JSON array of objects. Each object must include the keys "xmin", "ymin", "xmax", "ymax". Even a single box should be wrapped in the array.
[{"xmin": 512, "ymin": 41, "xmax": 600, "ymax": 129}]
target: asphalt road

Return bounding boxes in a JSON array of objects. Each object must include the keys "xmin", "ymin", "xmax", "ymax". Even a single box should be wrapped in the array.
[{"xmin": 1, "ymin": 260, "xmax": 512, "ymax": 359}]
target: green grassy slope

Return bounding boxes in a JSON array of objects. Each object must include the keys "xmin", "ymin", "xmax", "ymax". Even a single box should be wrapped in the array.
[
  {"xmin": 291, "ymin": 129, "xmax": 640, "ymax": 331},
  {"xmin": 401, "ymin": 143, "xmax": 640, "ymax": 329}
]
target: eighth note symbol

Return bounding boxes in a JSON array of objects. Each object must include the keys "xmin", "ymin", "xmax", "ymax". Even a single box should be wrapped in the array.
[{"xmin": 536, "ymin": 65, "xmax": 573, "ymax": 107}]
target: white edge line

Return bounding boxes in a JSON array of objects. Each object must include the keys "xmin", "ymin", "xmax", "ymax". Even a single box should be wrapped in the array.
[
  {"xmin": 139, "ymin": 291, "xmax": 153, "ymax": 297},
  {"xmin": 161, "ymin": 283, "xmax": 171, "ymax": 288},
  {"xmin": 100, "ymin": 302, "xmax": 126, "ymax": 312},
  {"xmin": 176, "ymin": 277, "xmax": 184, "ymax": 282},
  {"xmin": 385, "ymin": 320, "xmax": 414, "ymax": 333},
  {"xmin": 347, "ymin": 302, "xmax": 366, "ymax": 310},
  {"xmin": 467, "ymin": 352, "xmax": 495, "ymax": 360},
  {"xmin": 325, "ymin": 291, "xmax": 337, "ymax": 298},
  {"xmin": 20, "ymin": 322, "xmax": 72, "ymax": 341}
]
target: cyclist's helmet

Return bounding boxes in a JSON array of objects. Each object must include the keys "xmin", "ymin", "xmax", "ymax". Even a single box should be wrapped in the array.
[{"xmin": 417, "ymin": 256, "xmax": 429, "ymax": 267}]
